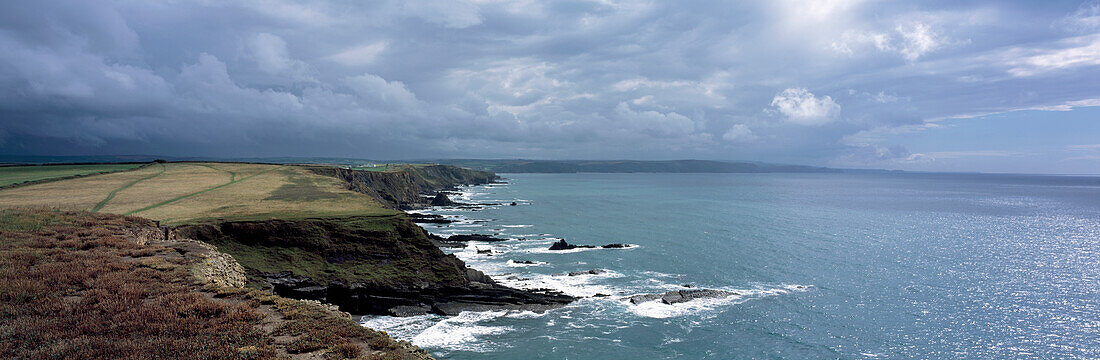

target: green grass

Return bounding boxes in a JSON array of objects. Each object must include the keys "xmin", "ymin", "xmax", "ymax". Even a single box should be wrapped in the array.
[
  {"xmin": 264, "ymin": 172, "xmax": 345, "ymax": 202},
  {"xmin": 0, "ymin": 209, "xmax": 69, "ymax": 232},
  {"xmin": 351, "ymin": 165, "xmax": 394, "ymax": 172},
  {"xmin": 0, "ymin": 164, "xmax": 145, "ymax": 187},
  {"xmin": 179, "ymin": 215, "xmax": 466, "ymax": 288},
  {"xmin": 124, "ymin": 167, "xmax": 278, "ymax": 216},
  {"xmin": 91, "ymin": 163, "xmax": 166, "ymax": 212}
]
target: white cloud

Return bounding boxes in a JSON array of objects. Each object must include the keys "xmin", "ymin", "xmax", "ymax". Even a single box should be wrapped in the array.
[
  {"xmin": 923, "ymin": 150, "xmax": 1019, "ymax": 159},
  {"xmin": 895, "ymin": 22, "xmax": 942, "ymax": 61},
  {"xmin": 613, "ymin": 102, "xmax": 695, "ymax": 138},
  {"xmin": 832, "ymin": 22, "xmax": 943, "ymax": 61},
  {"xmin": 247, "ymin": 33, "xmax": 312, "ymax": 80},
  {"xmin": 1067, "ymin": 144, "xmax": 1100, "ymax": 151},
  {"xmin": 328, "ymin": 42, "xmax": 388, "ymax": 66},
  {"xmin": 1004, "ymin": 34, "xmax": 1100, "ymax": 77},
  {"xmin": 722, "ymin": 124, "xmax": 756, "ymax": 142},
  {"xmin": 770, "ymin": 88, "xmax": 840, "ymax": 125},
  {"xmin": 344, "ymin": 73, "xmax": 418, "ymax": 109},
  {"xmin": 1059, "ymin": 0, "xmax": 1100, "ymax": 33},
  {"xmin": 872, "ymin": 92, "xmax": 899, "ymax": 103}
]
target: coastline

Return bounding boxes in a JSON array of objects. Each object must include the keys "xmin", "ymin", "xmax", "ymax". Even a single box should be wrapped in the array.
[{"xmin": 365, "ymin": 175, "xmax": 815, "ymax": 355}]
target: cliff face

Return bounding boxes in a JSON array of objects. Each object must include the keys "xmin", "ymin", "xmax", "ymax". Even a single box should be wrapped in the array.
[
  {"xmin": 176, "ymin": 215, "xmax": 573, "ymax": 316},
  {"xmin": 0, "ymin": 209, "xmax": 432, "ymax": 359},
  {"xmin": 309, "ymin": 165, "xmax": 498, "ymax": 208}
]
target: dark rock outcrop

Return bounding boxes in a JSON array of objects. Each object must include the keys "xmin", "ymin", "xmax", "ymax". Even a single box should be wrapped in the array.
[
  {"xmin": 624, "ymin": 289, "xmax": 739, "ymax": 305},
  {"xmin": 179, "ymin": 216, "xmax": 574, "ymax": 317},
  {"xmin": 261, "ymin": 275, "xmax": 573, "ymax": 316},
  {"xmin": 548, "ymin": 239, "xmax": 633, "ymax": 250},
  {"xmin": 408, "ymin": 213, "xmax": 453, "ymax": 224},
  {"xmin": 308, "ymin": 164, "xmax": 498, "ymax": 209},
  {"xmin": 429, "ymin": 193, "xmax": 458, "ymax": 206},
  {"xmin": 565, "ymin": 269, "xmax": 606, "ymax": 276},
  {"xmin": 548, "ymin": 239, "xmax": 595, "ymax": 250}
]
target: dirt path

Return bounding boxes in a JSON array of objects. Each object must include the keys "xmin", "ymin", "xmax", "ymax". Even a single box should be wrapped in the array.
[
  {"xmin": 125, "ymin": 166, "xmax": 282, "ymax": 216},
  {"xmin": 91, "ymin": 163, "xmax": 166, "ymax": 212}
]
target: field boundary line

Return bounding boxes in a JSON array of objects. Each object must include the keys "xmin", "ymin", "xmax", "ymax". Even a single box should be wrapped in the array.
[
  {"xmin": 125, "ymin": 166, "xmax": 282, "ymax": 215},
  {"xmin": 0, "ymin": 163, "xmax": 153, "ymax": 191},
  {"xmin": 91, "ymin": 163, "xmax": 166, "ymax": 212}
]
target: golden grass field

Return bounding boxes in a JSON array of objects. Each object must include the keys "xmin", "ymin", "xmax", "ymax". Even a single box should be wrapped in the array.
[{"xmin": 0, "ymin": 162, "xmax": 395, "ymax": 225}]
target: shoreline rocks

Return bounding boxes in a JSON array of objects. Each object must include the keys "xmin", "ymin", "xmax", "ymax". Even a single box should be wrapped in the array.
[
  {"xmin": 624, "ymin": 289, "xmax": 739, "ymax": 305},
  {"xmin": 408, "ymin": 213, "xmax": 453, "ymax": 224},
  {"xmin": 548, "ymin": 239, "xmax": 635, "ymax": 250},
  {"xmin": 263, "ymin": 271, "xmax": 574, "ymax": 317}
]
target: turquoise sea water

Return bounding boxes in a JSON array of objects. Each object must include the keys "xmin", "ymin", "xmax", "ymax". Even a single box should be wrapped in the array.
[{"xmin": 361, "ymin": 173, "xmax": 1100, "ymax": 359}]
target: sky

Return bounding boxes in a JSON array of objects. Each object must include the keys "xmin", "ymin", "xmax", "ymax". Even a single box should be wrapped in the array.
[{"xmin": 1, "ymin": 0, "xmax": 1098, "ymax": 174}]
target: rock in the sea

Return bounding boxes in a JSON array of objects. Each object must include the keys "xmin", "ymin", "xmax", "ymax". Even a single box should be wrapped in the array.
[
  {"xmin": 509, "ymin": 202, "xmax": 518, "ymax": 206},
  {"xmin": 476, "ymin": 248, "xmax": 493, "ymax": 254},
  {"xmin": 567, "ymin": 269, "xmax": 606, "ymax": 276},
  {"xmin": 601, "ymin": 243, "xmax": 632, "ymax": 248},
  {"xmin": 512, "ymin": 260, "xmax": 537, "ymax": 264},
  {"xmin": 408, "ymin": 213, "xmax": 453, "ymax": 224},
  {"xmin": 430, "ymin": 193, "xmax": 458, "ymax": 206},
  {"xmin": 388, "ymin": 305, "xmax": 432, "ymax": 317},
  {"xmin": 624, "ymin": 289, "xmax": 739, "ymax": 305},
  {"xmin": 548, "ymin": 239, "xmax": 596, "ymax": 250}
]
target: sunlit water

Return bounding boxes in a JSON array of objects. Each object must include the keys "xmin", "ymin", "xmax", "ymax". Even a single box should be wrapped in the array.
[{"xmin": 360, "ymin": 173, "xmax": 1100, "ymax": 359}]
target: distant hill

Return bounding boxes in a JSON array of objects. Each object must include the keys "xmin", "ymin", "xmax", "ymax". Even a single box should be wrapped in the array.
[
  {"xmin": 433, "ymin": 159, "xmax": 839, "ymax": 173},
  {"xmin": 0, "ymin": 155, "xmax": 840, "ymax": 174}
]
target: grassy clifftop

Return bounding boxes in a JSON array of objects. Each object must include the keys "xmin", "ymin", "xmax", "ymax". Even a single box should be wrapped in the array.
[
  {"xmin": 0, "ymin": 162, "xmax": 395, "ymax": 225},
  {"xmin": 308, "ymin": 164, "xmax": 497, "ymax": 208},
  {"xmin": 0, "ymin": 209, "xmax": 431, "ymax": 359}
]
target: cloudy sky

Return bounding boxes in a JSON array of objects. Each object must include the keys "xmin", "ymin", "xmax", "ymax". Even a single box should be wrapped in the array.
[{"xmin": 1, "ymin": 0, "xmax": 1099, "ymax": 173}]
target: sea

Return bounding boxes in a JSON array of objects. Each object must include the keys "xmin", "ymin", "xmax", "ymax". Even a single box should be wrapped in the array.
[{"xmin": 360, "ymin": 172, "xmax": 1100, "ymax": 359}]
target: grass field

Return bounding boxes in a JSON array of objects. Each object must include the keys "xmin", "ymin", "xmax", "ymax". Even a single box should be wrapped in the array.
[
  {"xmin": 0, "ymin": 163, "xmax": 145, "ymax": 187},
  {"xmin": 0, "ymin": 162, "xmax": 395, "ymax": 225}
]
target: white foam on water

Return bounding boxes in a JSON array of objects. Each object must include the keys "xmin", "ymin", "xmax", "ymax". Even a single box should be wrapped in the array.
[
  {"xmin": 523, "ymin": 244, "xmax": 639, "ymax": 254},
  {"xmin": 410, "ymin": 311, "xmax": 514, "ymax": 352},
  {"xmin": 360, "ymin": 314, "xmax": 440, "ymax": 342},
  {"xmin": 504, "ymin": 310, "xmax": 549, "ymax": 319},
  {"xmin": 506, "ymin": 260, "xmax": 547, "ymax": 267},
  {"xmin": 624, "ymin": 284, "xmax": 812, "ymax": 319},
  {"xmin": 501, "ymin": 224, "xmax": 533, "ymax": 228},
  {"xmin": 495, "ymin": 270, "xmax": 625, "ymax": 298}
]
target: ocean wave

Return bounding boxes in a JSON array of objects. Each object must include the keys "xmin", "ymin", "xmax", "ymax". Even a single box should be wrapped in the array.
[
  {"xmin": 506, "ymin": 260, "xmax": 547, "ymax": 267},
  {"xmin": 623, "ymin": 284, "xmax": 812, "ymax": 319},
  {"xmin": 409, "ymin": 311, "xmax": 514, "ymax": 352},
  {"xmin": 494, "ymin": 270, "xmax": 625, "ymax": 298},
  {"xmin": 359, "ymin": 314, "xmax": 440, "ymax": 342}
]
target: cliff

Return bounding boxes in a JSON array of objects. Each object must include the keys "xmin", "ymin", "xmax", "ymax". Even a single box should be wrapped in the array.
[
  {"xmin": 436, "ymin": 159, "xmax": 840, "ymax": 173},
  {"xmin": 0, "ymin": 208, "xmax": 432, "ymax": 359},
  {"xmin": 175, "ymin": 215, "xmax": 573, "ymax": 316},
  {"xmin": 308, "ymin": 164, "xmax": 498, "ymax": 208}
]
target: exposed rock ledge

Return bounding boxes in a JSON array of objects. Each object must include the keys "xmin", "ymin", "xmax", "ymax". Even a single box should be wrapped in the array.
[
  {"xmin": 176, "ymin": 216, "xmax": 575, "ymax": 317},
  {"xmin": 624, "ymin": 289, "xmax": 739, "ymax": 305}
]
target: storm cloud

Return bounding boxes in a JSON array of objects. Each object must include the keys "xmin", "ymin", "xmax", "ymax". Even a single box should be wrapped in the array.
[{"xmin": 1, "ymin": 0, "xmax": 1098, "ymax": 172}]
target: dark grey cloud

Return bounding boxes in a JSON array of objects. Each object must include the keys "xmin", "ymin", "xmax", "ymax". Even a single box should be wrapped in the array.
[{"xmin": 1, "ymin": 0, "xmax": 1098, "ymax": 171}]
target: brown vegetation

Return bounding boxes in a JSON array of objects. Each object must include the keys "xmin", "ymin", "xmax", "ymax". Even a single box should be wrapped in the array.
[{"xmin": 0, "ymin": 209, "xmax": 430, "ymax": 359}]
